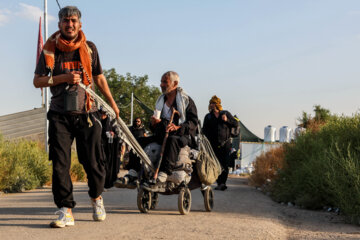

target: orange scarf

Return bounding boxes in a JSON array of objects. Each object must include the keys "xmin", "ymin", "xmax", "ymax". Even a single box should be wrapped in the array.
[{"xmin": 43, "ymin": 30, "xmax": 93, "ymax": 111}]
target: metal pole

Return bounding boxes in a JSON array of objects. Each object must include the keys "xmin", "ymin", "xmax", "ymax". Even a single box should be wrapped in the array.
[
  {"xmin": 42, "ymin": 91, "xmax": 44, "ymax": 107},
  {"xmin": 130, "ymin": 92, "xmax": 134, "ymax": 126},
  {"xmin": 44, "ymin": 0, "xmax": 49, "ymax": 153},
  {"xmin": 40, "ymin": 17, "xmax": 44, "ymax": 107}
]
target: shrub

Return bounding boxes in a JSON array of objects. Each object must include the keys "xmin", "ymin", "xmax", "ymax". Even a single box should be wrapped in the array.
[
  {"xmin": 0, "ymin": 135, "xmax": 51, "ymax": 192},
  {"xmin": 325, "ymin": 145, "xmax": 360, "ymax": 223},
  {"xmin": 272, "ymin": 135, "xmax": 334, "ymax": 209},
  {"xmin": 0, "ymin": 133, "xmax": 88, "ymax": 192},
  {"xmin": 271, "ymin": 114, "xmax": 360, "ymax": 223},
  {"xmin": 249, "ymin": 146, "xmax": 285, "ymax": 190},
  {"xmin": 70, "ymin": 153, "xmax": 87, "ymax": 182}
]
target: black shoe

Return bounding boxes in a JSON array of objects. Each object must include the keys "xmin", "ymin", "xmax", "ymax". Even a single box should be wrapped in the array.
[
  {"xmin": 220, "ymin": 184, "xmax": 227, "ymax": 191},
  {"xmin": 114, "ymin": 175, "xmax": 137, "ymax": 189},
  {"xmin": 215, "ymin": 184, "xmax": 227, "ymax": 191}
]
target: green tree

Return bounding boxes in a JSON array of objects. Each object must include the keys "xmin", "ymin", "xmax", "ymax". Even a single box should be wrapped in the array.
[
  {"xmin": 95, "ymin": 68, "xmax": 162, "ymax": 127},
  {"xmin": 297, "ymin": 105, "xmax": 331, "ymax": 128},
  {"xmin": 314, "ymin": 104, "xmax": 331, "ymax": 123},
  {"xmin": 298, "ymin": 111, "xmax": 311, "ymax": 128}
]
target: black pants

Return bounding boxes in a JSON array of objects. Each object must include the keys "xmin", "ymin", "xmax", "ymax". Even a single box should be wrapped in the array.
[
  {"xmin": 213, "ymin": 141, "xmax": 231, "ymax": 186},
  {"xmin": 48, "ymin": 110, "xmax": 105, "ymax": 209},
  {"xmin": 127, "ymin": 135, "xmax": 188, "ymax": 175}
]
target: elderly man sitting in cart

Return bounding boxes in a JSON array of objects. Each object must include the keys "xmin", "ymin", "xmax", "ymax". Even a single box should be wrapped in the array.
[{"xmin": 115, "ymin": 71, "xmax": 198, "ymax": 189}]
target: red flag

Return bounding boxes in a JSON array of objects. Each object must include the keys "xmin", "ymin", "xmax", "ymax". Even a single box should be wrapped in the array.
[
  {"xmin": 36, "ymin": 17, "xmax": 44, "ymax": 99},
  {"xmin": 36, "ymin": 16, "xmax": 44, "ymax": 65}
]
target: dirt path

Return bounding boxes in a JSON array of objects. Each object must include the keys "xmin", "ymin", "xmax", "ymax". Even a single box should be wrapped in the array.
[{"xmin": 0, "ymin": 177, "xmax": 359, "ymax": 240}]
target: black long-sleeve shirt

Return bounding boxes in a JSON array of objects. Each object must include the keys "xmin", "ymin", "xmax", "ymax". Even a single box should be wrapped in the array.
[
  {"xmin": 151, "ymin": 95, "xmax": 198, "ymax": 148},
  {"xmin": 202, "ymin": 110, "xmax": 238, "ymax": 147}
]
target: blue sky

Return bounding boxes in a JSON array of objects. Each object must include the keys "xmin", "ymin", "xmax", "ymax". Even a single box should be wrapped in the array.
[{"xmin": 0, "ymin": 0, "xmax": 360, "ymax": 138}]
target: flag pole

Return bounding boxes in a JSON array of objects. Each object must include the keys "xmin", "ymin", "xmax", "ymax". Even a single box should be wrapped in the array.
[
  {"xmin": 130, "ymin": 92, "xmax": 134, "ymax": 126},
  {"xmin": 44, "ymin": 0, "xmax": 49, "ymax": 153}
]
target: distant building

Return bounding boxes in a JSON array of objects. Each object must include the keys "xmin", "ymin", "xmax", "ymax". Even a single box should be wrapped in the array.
[{"xmin": 0, "ymin": 108, "xmax": 45, "ymax": 141}]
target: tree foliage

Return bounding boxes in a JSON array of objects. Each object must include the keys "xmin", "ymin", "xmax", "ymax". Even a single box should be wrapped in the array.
[
  {"xmin": 95, "ymin": 68, "xmax": 162, "ymax": 127},
  {"xmin": 314, "ymin": 104, "xmax": 331, "ymax": 123},
  {"xmin": 297, "ymin": 105, "xmax": 332, "ymax": 129},
  {"xmin": 298, "ymin": 111, "xmax": 311, "ymax": 128}
]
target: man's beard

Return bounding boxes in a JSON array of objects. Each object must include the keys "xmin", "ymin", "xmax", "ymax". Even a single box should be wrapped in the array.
[
  {"xmin": 60, "ymin": 29, "xmax": 78, "ymax": 41},
  {"xmin": 162, "ymin": 85, "xmax": 176, "ymax": 94},
  {"xmin": 162, "ymin": 87, "xmax": 171, "ymax": 94}
]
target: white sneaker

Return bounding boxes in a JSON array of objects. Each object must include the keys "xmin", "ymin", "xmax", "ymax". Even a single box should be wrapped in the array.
[
  {"xmin": 49, "ymin": 207, "xmax": 75, "ymax": 228},
  {"xmin": 91, "ymin": 197, "xmax": 106, "ymax": 221}
]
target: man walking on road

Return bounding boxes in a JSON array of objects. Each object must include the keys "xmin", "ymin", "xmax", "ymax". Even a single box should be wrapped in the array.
[
  {"xmin": 33, "ymin": 6, "xmax": 119, "ymax": 228},
  {"xmin": 202, "ymin": 95, "xmax": 238, "ymax": 191}
]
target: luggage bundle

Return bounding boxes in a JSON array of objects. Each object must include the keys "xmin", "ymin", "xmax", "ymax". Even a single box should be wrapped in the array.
[{"xmin": 196, "ymin": 133, "xmax": 222, "ymax": 185}]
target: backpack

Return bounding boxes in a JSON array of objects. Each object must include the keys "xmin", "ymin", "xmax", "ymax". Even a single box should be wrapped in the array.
[{"xmin": 230, "ymin": 116, "xmax": 240, "ymax": 138}]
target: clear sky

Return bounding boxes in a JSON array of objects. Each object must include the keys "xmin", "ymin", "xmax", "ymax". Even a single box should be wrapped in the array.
[{"xmin": 0, "ymin": 0, "xmax": 359, "ymax": 138}]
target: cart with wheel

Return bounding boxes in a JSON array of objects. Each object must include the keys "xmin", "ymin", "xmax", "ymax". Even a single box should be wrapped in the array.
[{"xmin": 136, "ymin": 133, "xmax": 218, "ymax": 215}]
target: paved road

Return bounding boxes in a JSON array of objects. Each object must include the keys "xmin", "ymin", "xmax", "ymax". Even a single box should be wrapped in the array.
[{"xmin": 0, "ymin": 177, "xmax": 359, "ymax": 240}]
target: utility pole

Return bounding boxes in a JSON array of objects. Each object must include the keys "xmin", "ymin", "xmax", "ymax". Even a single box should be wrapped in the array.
[
  {"xmin": 130, "ymin": 92, "xmax": 134, "ymax": 126},
  {"xmin": 44, "ymin": 0, "xmax": 49, "ymax": 153}
]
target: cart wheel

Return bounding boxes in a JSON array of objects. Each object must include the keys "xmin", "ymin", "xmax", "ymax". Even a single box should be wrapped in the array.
[
  {"xmin": 178, "ymin": 188, "xmax": 191, "ymax": 215},
  {"xmin": 203, "ymin": 187, "xmax": 214, "ymax": 212},
  {"xmin": 150, "ymin": 192, "xmax": 159, "ymax": 210},
  {"xmin": 137, "ymin": 188, "xmax": 152, "ymax": 213}
]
